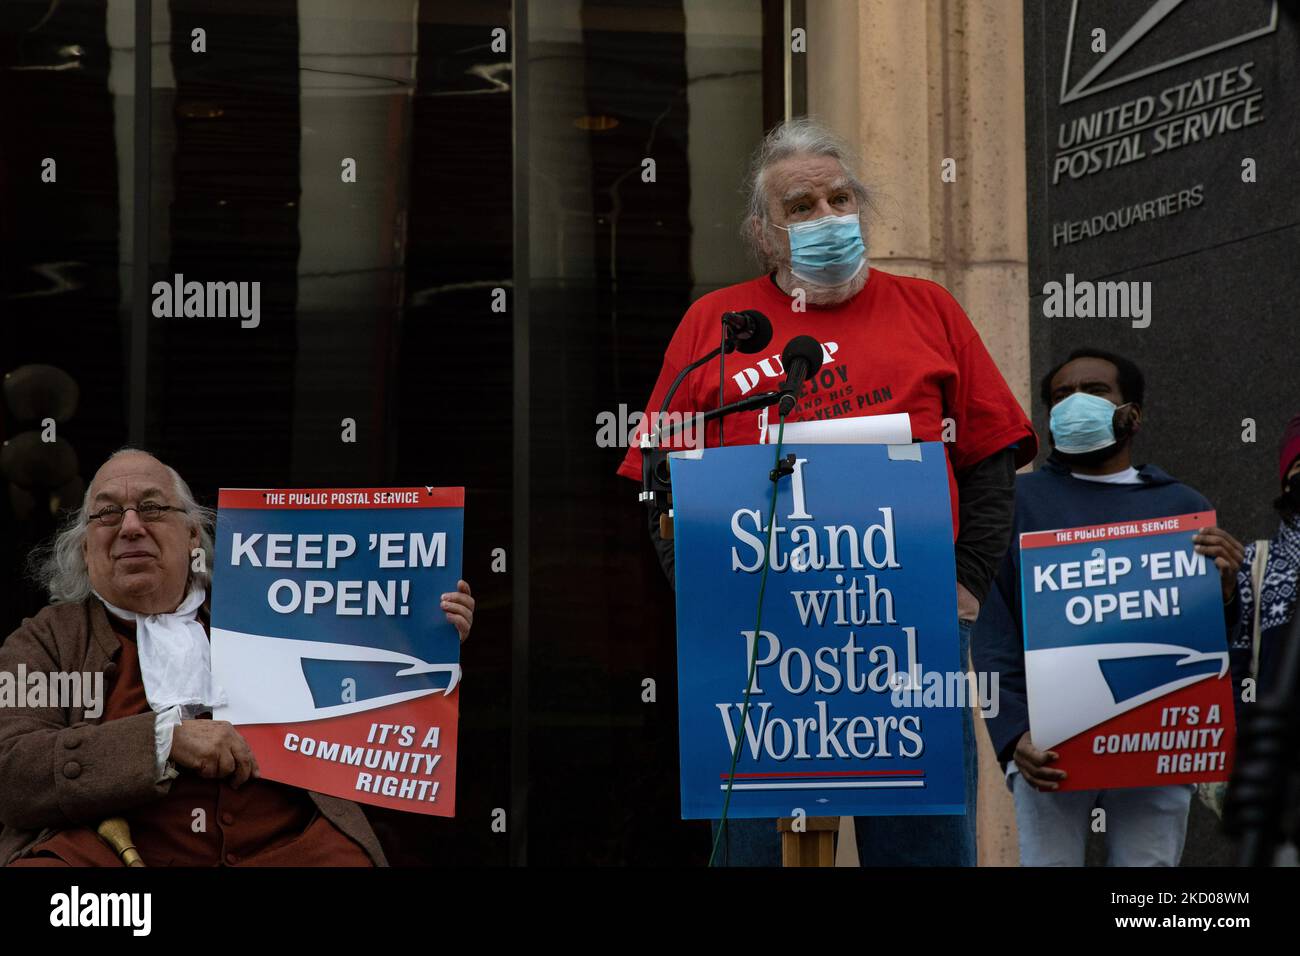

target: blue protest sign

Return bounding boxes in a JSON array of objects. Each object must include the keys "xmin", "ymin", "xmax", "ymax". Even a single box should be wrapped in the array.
[{"xmin": 670, "ymin": 442, "xmax": 966, "ymax": 819}]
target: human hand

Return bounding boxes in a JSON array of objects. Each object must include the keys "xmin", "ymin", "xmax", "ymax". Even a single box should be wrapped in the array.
[
  {"xmin": 442, "ymin": 579, "xmax": 474, "ymax": 643},
  {"xmin": 169, "ymin": 720, "xmax": 259, "ymax": 788},
  {"xmin": 1192, "ymin": 527, "xmax": 1245, "ymax": 602},
  {"xmin": 1013, "ymin": 731, "xmax": 1066, "ymax": 791}
]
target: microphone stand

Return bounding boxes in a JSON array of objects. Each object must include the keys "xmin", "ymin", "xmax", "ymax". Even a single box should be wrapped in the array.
[
  {"xmin": 718, "ymin": 323, "xmax": 727, "ymax": 448},
  {"xmin": 657, "ymin": 345, "xmax": 725, "ymax": 424},
  {"xmin": 638, "ymin": 389, "xmax": 786, "ymax": 530},
  {"xmin": 641, "ymin": 342, "xmax": 730, "ymax": 511},
  {"xmin": 652, "ymin": 389, "xmax": 785, "ymax": 443}
]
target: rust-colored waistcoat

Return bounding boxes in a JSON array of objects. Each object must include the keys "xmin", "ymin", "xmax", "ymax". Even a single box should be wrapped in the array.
[{"xmin": 16, "ymin": 615, "xmax": 372, "ymax": 867}]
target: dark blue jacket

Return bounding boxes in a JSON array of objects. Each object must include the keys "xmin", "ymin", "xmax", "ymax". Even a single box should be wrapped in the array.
[{"xmin": 971, "ymin": 456, "xmax": 1218, "ymax": 766}]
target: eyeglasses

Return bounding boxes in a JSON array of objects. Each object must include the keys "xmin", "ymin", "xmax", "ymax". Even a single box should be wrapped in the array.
[{"xmin": 87, "ymin": 503, "xmax": 184, "ymax": 527}]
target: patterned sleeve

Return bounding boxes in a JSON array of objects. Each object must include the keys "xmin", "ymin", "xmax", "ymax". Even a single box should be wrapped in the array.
[
  {"xmin": 1232, "ymin": 540, "xmax": 1258, "ymax": 653},
  {"xmin": 1224, "ymin": 540, "xmax": 1257, "ymax": 721}
]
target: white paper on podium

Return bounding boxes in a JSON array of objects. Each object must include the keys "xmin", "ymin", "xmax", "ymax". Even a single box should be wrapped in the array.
[{"xmin": 759, "ymin": 411, "xmax": 913, "ymax": 446}]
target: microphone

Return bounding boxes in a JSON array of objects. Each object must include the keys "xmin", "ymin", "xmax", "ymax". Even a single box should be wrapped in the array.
[
  {"xmin": 721, "ymin": 310, "xmax": 773, "ymax": 354},
  {"xmin": 654, "ymin": 311, "xmax": 774, "ymax": 427},
  {"xmin": 777, "ymin": 335, "xmax": 825, "ymax": 417},
  {"xmin": 639, "ymin": 310, "xmax": 777, "ymax": 508},
  {"xmin": 719, "ymin": 310, "xmax": 772, "ymax": 448}
]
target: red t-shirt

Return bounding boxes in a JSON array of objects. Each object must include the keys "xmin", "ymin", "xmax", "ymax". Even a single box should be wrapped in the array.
[{"xmin": 616, "ymin": 269, "xmax": 1038, "ymax": 538}]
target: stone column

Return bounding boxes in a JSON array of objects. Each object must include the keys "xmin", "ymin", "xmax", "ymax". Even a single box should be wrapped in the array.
[{"xmin": 806, "ymin": 0, "xmax": 1029, "ymax": 867}]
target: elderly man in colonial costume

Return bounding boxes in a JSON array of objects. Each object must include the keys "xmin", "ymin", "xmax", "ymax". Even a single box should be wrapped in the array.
[{"xmin": 0, "ymin": 449, "xmax": 474, "ymax": 866}]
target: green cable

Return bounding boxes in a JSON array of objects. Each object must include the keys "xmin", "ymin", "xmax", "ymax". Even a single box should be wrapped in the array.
[{"xmin": 709, "ymin": 411, "xmax": 787, "ymax": 867}]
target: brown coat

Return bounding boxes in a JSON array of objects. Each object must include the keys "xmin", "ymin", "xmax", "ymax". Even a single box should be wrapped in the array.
[{"xmin": 0, "ymin": 599, "xmax": 388, "ymax": 866}]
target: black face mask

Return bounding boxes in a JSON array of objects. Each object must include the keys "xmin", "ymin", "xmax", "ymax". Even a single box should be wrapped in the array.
[{"xmin": 1285, "ymin": 483, "xmax": 1300, "ymax": 510}]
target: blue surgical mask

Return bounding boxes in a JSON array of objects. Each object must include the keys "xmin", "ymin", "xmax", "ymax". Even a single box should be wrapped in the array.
[
  {"xmin": 1050, "ymin": 392, "xmax": 1131, "ymax": 454},
  {"xmin": 778, "ymin": 213, "xmax": 866, "ymax": 286}
]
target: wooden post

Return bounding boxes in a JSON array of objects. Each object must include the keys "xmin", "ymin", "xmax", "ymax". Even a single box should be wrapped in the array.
[{"xmin": 777, "ymin": 816, "xmax": 839, "ymax": 867}]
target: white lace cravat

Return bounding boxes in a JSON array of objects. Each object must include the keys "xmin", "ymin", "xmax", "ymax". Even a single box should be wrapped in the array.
[{"xmin": 95, "ymin": 585, "xmax": 228, "ymax": 717}]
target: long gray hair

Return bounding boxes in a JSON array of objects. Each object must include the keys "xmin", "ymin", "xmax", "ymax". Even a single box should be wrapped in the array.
[
  {"xmin": 29, "ymin": 447, "xmax": 216, "ymax": 604},
  {"xmin": 742, "ymin": 117, "xmax": 874, "ymax": 270}
]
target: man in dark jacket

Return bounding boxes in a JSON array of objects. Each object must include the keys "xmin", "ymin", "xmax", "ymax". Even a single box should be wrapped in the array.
[{"xmin": 971, "ymin": 348, "xmax": 1243, "ymax": 866}]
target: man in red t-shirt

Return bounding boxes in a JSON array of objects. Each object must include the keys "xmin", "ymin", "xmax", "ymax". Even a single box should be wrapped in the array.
[{"xmin": 618, "ymin": 118, "xmax": 1037, "ymax": 866}]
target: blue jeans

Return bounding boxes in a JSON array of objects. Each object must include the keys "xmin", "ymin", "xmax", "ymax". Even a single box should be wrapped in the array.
[{"xmin": 709, "ymin": 620, "xmax": 978, "ymax": 866}]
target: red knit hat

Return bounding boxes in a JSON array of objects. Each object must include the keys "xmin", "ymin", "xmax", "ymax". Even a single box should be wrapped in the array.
[{"xmin": 1281, "ymin": 413, "xmax": 1300, "ymax": 488}]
